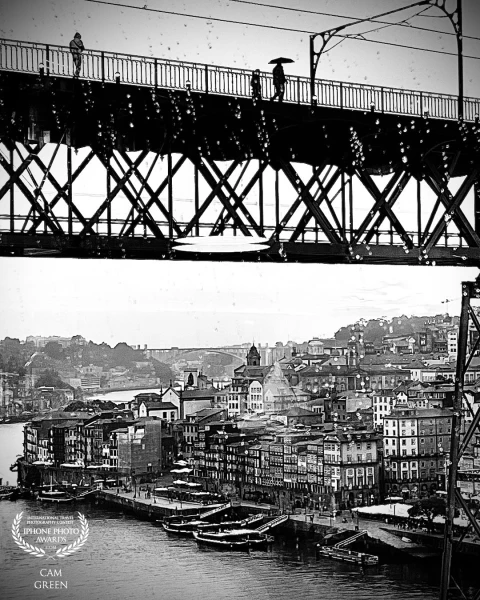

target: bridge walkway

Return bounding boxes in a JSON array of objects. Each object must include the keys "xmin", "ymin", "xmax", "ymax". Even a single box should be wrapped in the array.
[{"xmin": 1, "ymin": 37, "xmax": 479, "ymax": 122}]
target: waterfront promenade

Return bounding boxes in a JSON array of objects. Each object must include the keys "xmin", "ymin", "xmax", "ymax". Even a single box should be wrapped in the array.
[
  {"xmin": 98, "ymin": 489, "xmax": 436, "ymax": 556},
  {"xmin": 97, "ymin": 489, "xmax": 479, "ymax": 558},
  {"xmin": 99, "ymin": 488, "xmax": 223, "ymax": 515}
]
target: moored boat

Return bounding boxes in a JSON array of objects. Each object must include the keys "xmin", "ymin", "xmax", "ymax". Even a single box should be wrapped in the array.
[
  {"xmin": 162, "ymin": 519, "xmax": 209, "ymax": 535},
  {"xmin": 38, "ymin": 490, "xmax": 74, "ymax": 503},
  {"xmin": 193, "ymin": 528, "xmax": 274, "ymax": 550},
  {"xmin": 0, "ymin": 485, "xmax": 17, "ymax": 500},
  {"xmin": 197, "ymin": 514, "xmax": 264, "ymax": 532},
  {"xmin": 316, "ymin": 544, "xmax": 379, "ymax": 566}
]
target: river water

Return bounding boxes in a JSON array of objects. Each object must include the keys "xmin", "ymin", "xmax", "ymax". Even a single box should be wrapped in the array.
[
  {"xmin": 0, "ymin": 419, "xmax": 443, "ymax": 600},
  {"xmin": 87, "ymin": 387, "xmax": 162, "ymax": 405},
  {"xmin": 0, "ymin": 499, "xmax": 441, "ymax": 600}
]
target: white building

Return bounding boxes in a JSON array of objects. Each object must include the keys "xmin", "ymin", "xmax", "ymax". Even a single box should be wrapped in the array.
[
  {"xmin": 372, "ymin": 390, "xmax": 396, "ymax": 429},
  {"xmin": 248, "ymin": 380, "xmax": 263, "ymax": 413}
]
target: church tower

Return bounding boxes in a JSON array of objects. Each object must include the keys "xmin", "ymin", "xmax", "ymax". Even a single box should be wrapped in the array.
[{"xmin": 247, "ymin": 343, "xmax": 261, "ymax": 366}]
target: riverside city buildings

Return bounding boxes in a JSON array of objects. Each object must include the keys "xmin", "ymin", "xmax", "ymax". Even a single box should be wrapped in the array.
[
  {"xmin": 23, "ymin": 410, "xmax": 174, "ymax": 483},
  {"xmin": 382, "ymin": 404, "xmax": 453, "ymax": 499},
  {"xmin": 192, "ymin": 418, "xmax": 383, "ymax": 509}
]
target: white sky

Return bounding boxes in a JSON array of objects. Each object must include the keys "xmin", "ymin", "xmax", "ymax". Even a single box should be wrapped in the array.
[{"xmin": 1, "ymin": 0, "xmax": 480, "ymax": 348}]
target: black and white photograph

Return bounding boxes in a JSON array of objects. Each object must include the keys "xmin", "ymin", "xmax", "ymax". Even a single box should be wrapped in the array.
[{"xmin": 1, "ymin": 1, "xmax": 480, "ymax": 599}]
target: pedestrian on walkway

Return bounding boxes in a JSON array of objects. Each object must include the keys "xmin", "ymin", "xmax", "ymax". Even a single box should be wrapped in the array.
[
  {"xmin": 70, "ymin": 32, "xmax": 85, "ymax": 77},
  {"xmin": 270, "ymin": 63, "xmax": 286, "ymax": 102},
  {"xmin": 250, "ymin": 69, "xmax": 262, "ymax": 101}
]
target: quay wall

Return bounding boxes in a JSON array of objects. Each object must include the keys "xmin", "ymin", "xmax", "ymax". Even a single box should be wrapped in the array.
[
  {"xmin": 95, "ymin": 490, "xmax": 204, "ymax": 519},
  {"xmin": 387, "ymin": 528, "xmax": 480, "ymax": 558},
  {"xmin": 17, "ymin": 461, "xmax": 120, "ymax": 488}
]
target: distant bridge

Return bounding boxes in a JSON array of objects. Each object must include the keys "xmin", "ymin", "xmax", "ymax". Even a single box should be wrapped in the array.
[{"xmin": 145, "ymin": 346, "xmax": 248, "ymax": 364}]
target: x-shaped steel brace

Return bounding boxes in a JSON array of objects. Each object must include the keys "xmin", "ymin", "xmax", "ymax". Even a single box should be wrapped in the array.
[
  {"xmin": 182, "ymin": 157, "xmax": 252, "ymax": 238},
  {"xmin": 277, "ymin": 160, "xmax": 343, "ymax": 244},
  {"xmin": 354, "ymin": 168, "xmax": 414, "ymax": 249},
  {"xmin": 122, "ymin": 153, "xmax": 187, "ymax": 238},
  {"xmin": 422, "ymin": 159, "xmax": 480, "ymax": 252}
]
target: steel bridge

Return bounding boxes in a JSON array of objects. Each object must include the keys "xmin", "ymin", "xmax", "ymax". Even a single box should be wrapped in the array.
[
  {"xmin": 1, "ymin": 37, "xmax": 480, "ymax": 600},
  {"xmin": 0, "ymin": 38, "xmax": 479, "ymax": 265}
]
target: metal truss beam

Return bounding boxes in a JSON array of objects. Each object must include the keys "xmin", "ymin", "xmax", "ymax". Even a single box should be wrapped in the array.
[
  {"xmin": 0, "ymin": 71, "xmax": 479, "ymax": 264},
  {"xmin": 1, "ymin": 138, "xmax": 480, "ymax": 264}
]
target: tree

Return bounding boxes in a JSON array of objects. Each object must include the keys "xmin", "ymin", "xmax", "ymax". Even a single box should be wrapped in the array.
[
  {"xmin": 407, "ymin": 497, "xmax": 451, "ymax": 530},
  {"xmin": 151, "ymin": 359, "xmax": 174, "ymax": 384},
  {"xmin": 35, "ymin": 369, "xmax": 66, "ymax": 388},
  {"xmin": 44, "ymin": 341, "xmax": 64, "ymax": 360}
]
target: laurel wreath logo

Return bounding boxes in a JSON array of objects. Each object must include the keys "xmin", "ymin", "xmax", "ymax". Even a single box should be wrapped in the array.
[{"xmin": 12, "ymin": 512, "xmax": 89, "ymax": 560}]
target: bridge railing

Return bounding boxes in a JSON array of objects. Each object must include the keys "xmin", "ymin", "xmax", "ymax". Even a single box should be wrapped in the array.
[{"xmin": 0, "ymin": 38, "xmax": 479, "ymax": 122}]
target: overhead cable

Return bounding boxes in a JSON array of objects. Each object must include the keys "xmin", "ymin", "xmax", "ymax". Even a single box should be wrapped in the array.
[{"xmin": 84, "ymin": 0, "xmax": 480, "ymax": 62}]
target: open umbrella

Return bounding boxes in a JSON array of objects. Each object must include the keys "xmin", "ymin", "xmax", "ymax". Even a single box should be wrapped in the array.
[{"xmin": 269, "ymin": 57, "xmax": 294, "ymax": 64}]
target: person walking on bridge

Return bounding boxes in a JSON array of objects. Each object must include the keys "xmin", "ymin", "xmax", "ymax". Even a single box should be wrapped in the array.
[
  {"xmin": 270, "ymin": 63, "xmax": 286, "ymax": 102},
  {"xmin": 70, "ymin": 32, "xmax": 85, "ymax": 77},
  {"xmin": 250, "ymin": 69, "xmax": 262, "ymax": 101}
]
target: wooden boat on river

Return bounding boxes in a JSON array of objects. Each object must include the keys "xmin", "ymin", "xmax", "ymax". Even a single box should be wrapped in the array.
[
  {"xmin": 162, "ymin": 519, "xmax": 209, "ymax": 535},
  {"xmin": 193, "ymin": 528, "xmax": 274, "ymax": 550},
  {"xmin": 316, "ymin": 544, "xmax": 379, "ymax": 566},
  {"xmin": 196, "ymin": 514, "xmax": 264, "ymax": 532},
  {"xmin": 38, "ymin": 489, "xmax": 74, "ymax": 503},
  {"xmin": 0, "ymin": 488, "xmax": 16, "ymax": 500}
]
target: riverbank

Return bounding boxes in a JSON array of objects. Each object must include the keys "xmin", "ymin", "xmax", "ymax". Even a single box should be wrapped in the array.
[
  {"xmin": 84, "ymin": 385, "xmax": 160, "ymax": 398},
  {"xmin": 93, "ymin": 489, "xmax": 480, "ymax": 563}
]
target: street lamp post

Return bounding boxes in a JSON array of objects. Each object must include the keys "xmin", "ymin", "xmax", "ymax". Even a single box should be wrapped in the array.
[{"xmin": 309, "ymin": 0, "xmax": 463, "ymax": 121}]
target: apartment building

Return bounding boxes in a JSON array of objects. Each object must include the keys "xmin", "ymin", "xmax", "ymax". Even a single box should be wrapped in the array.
[
  {"xmin": 372, "ymin": 389, "xmax": 396, "ymax": 429},
  {"xmin": 383, "ymin": 405, "xmax": 452, "ymax": 499},
  {"xmin": 192, "ymin": 415, "xmax": 381, "ymax": 508}
]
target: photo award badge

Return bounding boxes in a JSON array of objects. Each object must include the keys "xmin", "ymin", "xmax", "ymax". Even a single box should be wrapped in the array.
[{"xmin": 12, "ymin": 511, "xmax": 89, "ymax": 560}]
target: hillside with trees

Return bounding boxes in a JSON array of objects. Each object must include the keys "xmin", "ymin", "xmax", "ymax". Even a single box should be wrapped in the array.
[{"xmin": 335, "ymin": 314, "xmax": 458, "ymax": 344}]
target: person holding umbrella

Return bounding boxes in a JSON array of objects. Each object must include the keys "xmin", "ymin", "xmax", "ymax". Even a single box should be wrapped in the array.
[{"xmin": 269, "ymin": 57, "xmax": 293, "ymax": 102}]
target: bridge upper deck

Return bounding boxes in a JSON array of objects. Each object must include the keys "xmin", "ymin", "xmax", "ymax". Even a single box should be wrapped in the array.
[{"xmin": 1, "ymin": 38, "xmax": 479, "ymax": 123}]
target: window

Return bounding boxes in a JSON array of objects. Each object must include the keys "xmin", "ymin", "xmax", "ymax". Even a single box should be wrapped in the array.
[{"xmin": 402, "ymin": 440, "xmax": 406, "ymax": 446}]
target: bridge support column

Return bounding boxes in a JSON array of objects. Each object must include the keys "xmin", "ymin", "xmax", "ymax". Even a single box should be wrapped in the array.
[{"xmin": 440, "ymin": 279, "xmax": 480, "ymax": 600}]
